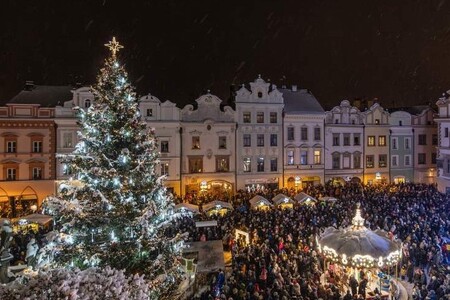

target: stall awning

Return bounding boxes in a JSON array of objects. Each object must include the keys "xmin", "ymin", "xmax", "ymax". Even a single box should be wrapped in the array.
[
  {"xmin": 202, "ymin": 200, "xmax": 233, "ymax": 212},
  {"xmin": 174, "ymin": 203, "xmax": 200, "ymax": 214},
  {"xmin": 249, "ymin": 195, "xmax": 272, "ymax": 208},
  {"xmin": 195, "ymin": 220, "xmax": 218, "ymax": 228},
  {"xmin": 272, "ymin": 193, "xmax": 294, "ymax": 205},
  {"xmin": 294, "ymin": 192, "xmax": 317, "ymax": 204},
  {"xmin": 19, "ymin": 213, "xmax": 53, "ymax": 226}
]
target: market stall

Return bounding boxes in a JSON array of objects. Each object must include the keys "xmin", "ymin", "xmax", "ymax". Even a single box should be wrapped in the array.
[
  {"xmin": 272, "ymin": 193, "xmax": 295, "ymax": 209},
  {"xmin": 294, "ymin": 192, "xmax": 317, "ymax": 205},
  {"xmin": 319, "ymin": 196, "xmax": 338, "ymax": 203},
  {"xmin": 174, "ymin": 203, "xmax": 200, "ymax": 216},
  {"xmin": 249, "ymin": 195, "xmax": 272, "ymax": 210},
  {"xmin": 202, "ymin": 201, "xmax": 233, "ymax": 216}
]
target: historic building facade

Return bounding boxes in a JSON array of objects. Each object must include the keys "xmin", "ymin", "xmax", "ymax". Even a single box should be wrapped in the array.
[
  {"xmin": 282, "ymin": 87, "xmax": 325, "ymax": 188},
  {"xmin": 235, "ymin": 77, "xmax": 284, "ymax": 191},
  {"xmin": 324, "ymin": 100, "xmax": 364, "ymax": 184},
  {"xmin": 180, "ymin": 93, "xmax": 236, "ymax": 197},
  {"xmin": 435, "ymin": 93, "xmax": 450, "ymax": 193}
]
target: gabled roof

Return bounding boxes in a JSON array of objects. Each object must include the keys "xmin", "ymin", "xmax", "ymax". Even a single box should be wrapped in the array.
[
  {"xmin": 280, "ymin": 88, "xmax": 324, "ymax": 114},
  {"xmin": 8, "ymin": 85, "xmax": 73, "ymax": 107}
]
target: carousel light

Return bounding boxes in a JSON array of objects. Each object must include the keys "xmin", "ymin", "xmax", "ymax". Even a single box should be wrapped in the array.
[
  {"xmin": 342, "ymin": 254, "xmax": 348, "ymax": 265},
  {"xmin": 378, "ymin": 256, "xmax": 384, "ymax": 267}
]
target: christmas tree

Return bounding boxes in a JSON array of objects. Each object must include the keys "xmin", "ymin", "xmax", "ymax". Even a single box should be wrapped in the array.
[{"xmin": 41, "ymin": 38, "xmax": 184, "ymax": 298}]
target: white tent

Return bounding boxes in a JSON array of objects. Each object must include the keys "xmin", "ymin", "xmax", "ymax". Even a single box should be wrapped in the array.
[
  {"xmin": 319, "ymin": 196, "xmax": 338, "ymax": 202},
  {"xmin": 20, "ymin": 214, "xmax": 53, "ymax": 226},
  {"xmin": 294, "ymin": 192, "xmax": 317, "ymax": 204},
  {"xmin": 202, "ymin": 200, "xmax": 233, "ymax": 212},
  {"xmin": 174, "ymin": 203, "xmax": 200, "ymax": 214},
  {"xmin": 272, "ymin": 193, "xmax": 294, "ymax": 206},
  {"xmin": 249, "ymin": 195, "xmax": 272, "ymax": 209}
]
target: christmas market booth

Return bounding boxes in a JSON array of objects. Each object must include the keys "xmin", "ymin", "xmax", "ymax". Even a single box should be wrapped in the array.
[
  {"xmin": 319, "ymin": 196, "xmax": 338, "ymax": 203},
  {"xmin": 317, "ymin": 204, "xmax": 402, "ymax": 299},
  {"xmin": 272, "ymin": 193, "xmax": 295, "ymax": 209},
  {"xmin": 174, "ymin": 203, "xmax": 200, "ymax": 216},
  {"xmin": 202, "ymin": 201, "xmax": 233, "ymax": 216},
  {"xmin": 294, "ymin": 192, "xmax": 317, "ymax": 205},
  {"xmin": 249, "ymin": 195, "xmax": 272, "ymax": 210}
]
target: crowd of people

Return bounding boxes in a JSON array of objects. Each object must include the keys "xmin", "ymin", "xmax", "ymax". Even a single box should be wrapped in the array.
[{"xmin": 175, "ymin": 183, "xmax": 450, "ymax": 300}]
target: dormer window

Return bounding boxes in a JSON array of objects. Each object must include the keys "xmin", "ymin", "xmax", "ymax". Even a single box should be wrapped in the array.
[
  {"xmin": 257, "ymin": 91, "xmax": 263, "ymax": 98},
  {"xmin": 85, "ymin": 99, "xmax": 91, "ymax": 108},
  {"xmin": 146, "ymin": 109, "xmax": 153, "ymax": 117}
]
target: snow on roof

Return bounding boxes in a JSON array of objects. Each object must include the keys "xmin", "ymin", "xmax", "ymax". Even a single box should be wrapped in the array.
[
  {"xmin": 8, "ymin": 85, "xmax": 74, "ymax": 107},
  {"xmin": 280, "ymin": 88, "xmax": 324, "ymax": 114}
]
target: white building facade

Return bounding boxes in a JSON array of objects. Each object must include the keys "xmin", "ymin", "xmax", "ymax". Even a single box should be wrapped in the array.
[
  {"xmin": 435, "ymin": 93, "xmax": 450, "ymax": 193},
  {"xmin": 324, "ymin": 100, "xmax": 364, "ymax": 184},
  {"xmin": 235, "ymin": 77, "xmax": 284, "ymax": 191},
  {"xmin": 180, "ymin": 93, "xmax": 236, "ymax": 198}
]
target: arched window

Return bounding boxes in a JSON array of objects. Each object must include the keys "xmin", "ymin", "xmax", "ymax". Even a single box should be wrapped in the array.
[{"xmin": 85, "ymin": 99, "xmax": 91, "ymax": 108}]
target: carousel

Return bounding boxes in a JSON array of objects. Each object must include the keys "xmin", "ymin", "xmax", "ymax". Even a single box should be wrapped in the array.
[{"xmin": 317, "ymin": 203, "xmax": 402, "ymax": 299}]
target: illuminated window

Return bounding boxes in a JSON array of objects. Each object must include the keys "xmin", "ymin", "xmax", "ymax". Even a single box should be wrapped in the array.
[
  {"xmin": 379, "ymin": 154, "xmax": 387, "ymax": 167},
  {"xmin": 287, "ymin": 150, "xmax": 294, "ymax": 165},
  {"xmin": 367, "ymin": 136, "xmax": 375, "ymax": 146},
  {"xmin": 300, "ymin": 150, "xmax": 308, "ymax": 165},
  {"xmin": 216, "ymin": 156, "xmax": 229, "ymax": 172},
  {"xmin": 378, "ymin": 136, "xmax": 386, "ymax": 146},
  {"xmin": 366, "ymin": 155, "xmax": 374, "ymax": 168},
  {"xmin": 161, "ymin": 162, "xmax": 169, "ymax": 176},
  {"xmin": 188, "ymin": 157, "xmax": 203, "ymax": 173},
  {"xmin": 243, "ymin": 158, "xmax": 251, "ymax": 172},
  {"xmin": 192, "ymin": 136, "xmax": 200, "ymax": 149},
  {"xmin": 314, "ymin": 150, "xmax": 321, "ymax": 164},
  {"xmin": 257, "ymin": 157, "xmax": 264, "ymax": 172}
]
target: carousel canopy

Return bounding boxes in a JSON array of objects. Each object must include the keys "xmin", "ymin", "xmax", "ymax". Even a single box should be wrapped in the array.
[
  {"xmin": 294, "ymin": 192, "xmax": 317, "ymax": 204},
  {"xmin": 202, "ymin": 200, "xmax": 233, "ymax": 212},
  {"xmin": 249, "ymin": 195, "xmax": 272, "ymax": 208},
  {"xmin": 174, "ymin": 203, "xmax": 200, "ymax": 214},
  {"xmin": 272, "ymin": 194, "xmax": 294, "ymax": 205},
  {"xmin": 317, "ymin": 204, "xmax": 402, "ymax": 269},
  {"xmin": 319, "ymin": 196, "xmax": 338, "ymax": 202}
]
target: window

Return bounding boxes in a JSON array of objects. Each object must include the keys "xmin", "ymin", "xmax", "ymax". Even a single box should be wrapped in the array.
[
  {"xmin": 314, "ymin": 127, "xmax": 321, "ymax": 141},
  {"xmin": 219, "ymin": 136, "xmax": 227, "ymax": 149},
  {"xmin": 270, "ymin": 158, "xmax": 277, "ymax": 172},
  {"xmin": 243, "ymin": 158, "xmax": 251, "ymax": 172},
  {"xmin": 354, "ymin": 153, "xmax": 361, "ymax": 169},
  {"xmin": 432, "ymin": 153, "xmax": 437, "ymax": 164},
  {"xmin": 418, "ymin": 153, "xmax": 426, "ymax": 165},
  {"xmin": 300, "ymin": 150, "xmax": 308, "ymax": 165},
  {"xmin": 432, "ymin": 134, "xmax": 438, "ymax": 146},
  {"xmin": 335, "ymin": 119, "xmax": 339, "ymax": 124},
  {"xmin": 391, "ymin": 155, "xmax": 398, "ymax": 167},
  {"xmin": 257, "ymin": 112, "xmax": 264, "ymax": 123},
  {"xmin": 333, "ymin": 134, "xmax": 340, "ymax": 146},
  {"xmin": 257, "ymin": 157, "xmax": 264, "ymax": 172},
  {"xmin": 63, "ymin": 132, "xmax": 73, "ymax": 148},
  {"xmin": 375, "ymin": 119, "xmax": 380, "ymax": 125},
  {"xmin": 32, "ymin": 167, "xmax": 42, "ymax": 180},
  {"xmin": 418, "ymin": 134, "xmax": 426, "ymax": 145},
  {"xmin": 379, "ymin": 154, "xmax": 387, "ymax": 167},
  {"xmin": 216, "ymin": 156, "xmax": 229, "ymax": 172},
  {"xmin": 161, "ymin": 162, "xmax": 169, "ymax": 176},
  {"xmin": 404, "ymin": 155, "xmax": 411, "ymax": 166},
  {"xmin": 243, "ymin": 134, "xmax": 251, "ymax": 147},
  {"xmin": 301, "ymin": 127, "xmax": 308, "ymax": 141},
  {"xmin": 32, "ymin": 141, "xmax": 42, "ymax": 153},
  {"xmin": 161, "ymin": 141, "xmax": 169, "ymax": 153},
  {"xmin": 84, "ymin": 99, "xmax": 91, "ymax": 108},
  {"xmin": 399, "ymin": 120, "xmax": 403, "ymax": 126},
  {"xmin": 257, "ymin": 134, "xmax": 264, "ymax": 147},
  {"xmin": 192, "ymin": 136, "xmax": 200, "ymax": 149},
  {"xmin": 257, "ymin": 91, "xmax": 263, "ymax": 98},
  {"xmin": 287, "ymin": 127, "xmax": 294, "ymax": 141},
  {"xmin": 189, "ymin": 157, "xmax": 203, "ymax": 173},
  {"xmin": 146, "ymin": 108, "xmax": 153, "ymax": 117},
  {"xmin": 332, "ymin": 153, "xmax": 340, "ymax": 169},
  {"xmin": 243, "ymin": 112, "xmax": 251, "ymax": 123},
  {"xmin": 343, "ymin": 153, "xmax": 351, "ymax": 169},
  {"xmin": 446, "ymin": 128, "xmax": 449, "ymax": 138},
  {"xmin": 6, "ymin": 141, "xmax": 16, "ymax": 153},
  {"xmin": 378, "ymin": 136, "xmax": 386, "ymax": 146},
  {"xmin": 270, "ymin": 134, "xmax": 277, "ymax": 147},
  {"xmin": 353, "ymin": 134, "xmax": 361, "ymax": 146},
  {"xmin": 367, "ymin": 136, "xmax": 375, "ymax": 146},
  {"xmin": 392, "ymin": 138, "xmax": 398, "ymax": 150},
  {"xmin": 343, "ymin": 134, "xmax": 350, "ymax": 146},
  {"xmin": 314, "ymin": 150, "xmax": 321, "ymax": 164},
  {"xmin": 366, "ymin": 155, "xmax": 374, "ymax": 168},
  {"xmin": 270, "ymin": 112, "xmax": 277, "ymax": 123},
  {"xmin": 287, "ymin": 150, "xmax": 294, "ymax": 165},
  {"xmin": 405, "ymin": 138, "xmax": 411, "ymax": 150},
  {"xmin": 6, "ymin": 168, "xmax": 16, "ymax": 180}
]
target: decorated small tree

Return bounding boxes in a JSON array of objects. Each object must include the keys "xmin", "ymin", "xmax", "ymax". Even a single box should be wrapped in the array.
[{"xmin": 41, "ymin": 38, "xmax": 184, "ymax": 298}]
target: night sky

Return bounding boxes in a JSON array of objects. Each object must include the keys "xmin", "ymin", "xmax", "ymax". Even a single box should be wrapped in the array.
[{"xmin": 2, "ymin": 0, "xmax": 450, "ymax": 108}]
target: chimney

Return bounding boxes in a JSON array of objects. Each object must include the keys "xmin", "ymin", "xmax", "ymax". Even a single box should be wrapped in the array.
[
  {"xmin": 24, "ymin": 81, "xmax": 34, "ymax": 91},
  {"xmin": 291, "ymin": 85, "xmax": 297, "ymax": 92}
]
